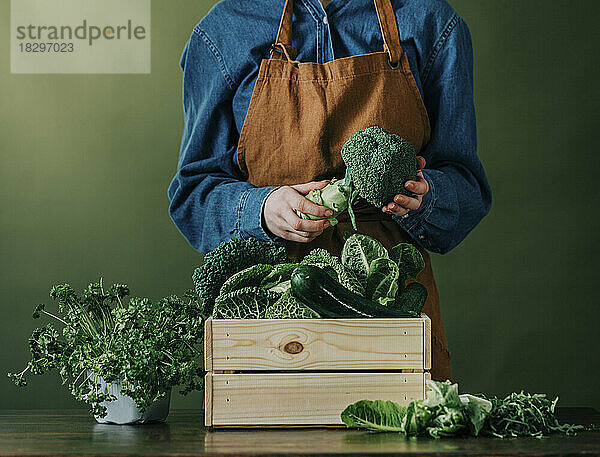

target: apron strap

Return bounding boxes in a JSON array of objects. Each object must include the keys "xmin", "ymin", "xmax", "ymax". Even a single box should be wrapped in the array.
[
  {"xmin": 270, "ymin": 0, "xmax": 298, "ymax": 61},
  {"xmin": 373, "ymin": 0, "xmax": 403, "ymax": 66},
  {"xmin": 270, "ymin": 0, "xmax": 403, "ymax": 65}
]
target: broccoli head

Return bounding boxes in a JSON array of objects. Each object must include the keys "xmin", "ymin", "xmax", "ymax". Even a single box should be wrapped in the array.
[
  {"xmin": 341, "ymin": 125, "xmax": 419, "ymax": 208},
  {"xmin": 192, "ymin": 238, "xmax": 288, "ymax": 315}
]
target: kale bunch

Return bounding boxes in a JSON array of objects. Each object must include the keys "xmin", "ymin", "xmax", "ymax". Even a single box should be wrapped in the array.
[
  {"xmin": 341, "ymin": 125, "xmax": 419, "ymax": 208},
  {"xmin": 8, "ymin": 281, "xmax": 205, "ymax": 418},
  {"xmin": 211, "ymin": 260, "xmax": 319, "ymax": 319},
  {"xmin": 192, "ymin": 237, "xmax": 288, "ymax": 316},
  {"xmin": 203, "ymin": 235, "xmax": 427, "ymax": 320}
]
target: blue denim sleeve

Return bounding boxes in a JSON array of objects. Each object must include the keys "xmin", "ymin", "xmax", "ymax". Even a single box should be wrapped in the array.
[
  {"xmin": 394, "ymin": 14, "xmax": 492, "ymax": 254},
  {"xmin": 167, "ymin": 28, "xmax": 278, "ymax": 253}
]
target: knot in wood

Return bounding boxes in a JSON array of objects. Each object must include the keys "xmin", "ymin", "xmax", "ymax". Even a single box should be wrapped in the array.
[{"xmin": 283, "ymin": 341, "xmax": 303, "ymax": 354}]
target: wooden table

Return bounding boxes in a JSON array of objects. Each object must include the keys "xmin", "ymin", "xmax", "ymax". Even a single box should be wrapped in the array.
[{"xmin": 0, "ymin": 408, "xmax": 598, "ymax": 456}]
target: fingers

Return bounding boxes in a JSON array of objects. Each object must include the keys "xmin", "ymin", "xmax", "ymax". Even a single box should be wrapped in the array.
[
  {"xmin": 276, "ymin": 209, "xmax": 326, "ymax": 243},
  {"xmin": 266, "ymin": 210, "xmax": 327, "ymax": 243},
  {"xmin": 394, "ymin": 194, "xmax": 421, "ymax": 211},
  {"xmin": 383, "ymin": 188, "xmax": 424, "ymax": 217},
  {"xmin": 283, "ymin": 229, "xmax": 324, "ymax": 243},
  {"xmin": 262, "ymin": 183, "xmax": 333, "ymax": 243},
  {"xmin": 291, "ymin": 180, "xmax": 330, "ymax": 195},
  {"xmin": 416, "ymin": 155, "xmax": 426, "ymax": 170},
  {"xmin": 383, "ymin": 199, "xmax": 412, "ymax": 216},
  {"xmin": 292, "ymin": 194, "xmax": 333, "ymax": 219},
  {"xmin": 382, "ymin": 201, "xmax": 409, "ymax": 217},
  {"xmin": 405, "ymin": 173, "xmax": 429, "ymax": 196},
  {"xmin": 282, "ymin": 209, "xmax": 330, "ymax": 233}
]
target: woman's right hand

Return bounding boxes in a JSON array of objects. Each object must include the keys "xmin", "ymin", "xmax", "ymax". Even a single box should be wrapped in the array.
[{"xmin": 263, "ymin": 181, "xmax": 333, "ymax": 243}]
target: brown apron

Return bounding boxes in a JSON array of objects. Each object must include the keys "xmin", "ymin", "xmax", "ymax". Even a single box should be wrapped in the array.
[{"xmin": 236, "ymin": 0, "xmax": 452, "ymax": 381}]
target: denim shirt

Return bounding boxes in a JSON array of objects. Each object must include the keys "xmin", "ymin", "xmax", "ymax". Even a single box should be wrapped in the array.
[{"xmin": 168, "ymin": 0, "xmax": 492, "ymax": 254}]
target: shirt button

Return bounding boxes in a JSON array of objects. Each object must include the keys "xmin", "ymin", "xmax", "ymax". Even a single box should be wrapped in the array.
[
  {"xmin": 323, "ymin": 16, "xmax": 328, "ymax": 24},
  {"xmin": 418, "ymin": 235, "xmax": 425, "ymax": 240}
]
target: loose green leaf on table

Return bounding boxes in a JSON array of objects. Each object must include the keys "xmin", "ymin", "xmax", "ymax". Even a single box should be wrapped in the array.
[
  {"xmin": 341, "ymin": 379, "xmax": 585, "ymax": 439},
  {"xmin": 483, "ymin": 392, "xmax": 584, "ymax": 438},
  {"xmin": 341, "ymin": 400, "xmax": 406, "ymax": 431},
  {"xmin": 460, "ymin": 394, "xmax": 493, "ymax": 436}
]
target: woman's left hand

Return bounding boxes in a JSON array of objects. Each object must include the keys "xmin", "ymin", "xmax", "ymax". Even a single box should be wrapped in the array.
[{"xmin": 382, "ymin": 156, "xmax": 429, "ymax": 217}]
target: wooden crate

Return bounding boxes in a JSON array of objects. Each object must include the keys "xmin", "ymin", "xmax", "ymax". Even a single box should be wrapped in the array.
[{"xmin": 204, "ymin": 316, "xmax": 431, "ymax": 427}]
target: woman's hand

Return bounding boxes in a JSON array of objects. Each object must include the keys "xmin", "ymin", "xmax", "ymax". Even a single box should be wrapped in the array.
[
  {"xmin": 382, "ymin": 156, "xmax": 429, "ymax": 217},
  {"xmin": 263, "ymin": 181, "xmax": 333, "ymax": 243}
]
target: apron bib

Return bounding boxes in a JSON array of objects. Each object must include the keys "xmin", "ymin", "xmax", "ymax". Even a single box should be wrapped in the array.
[{"xmin": 236, "ymin": 0, "xmax": 452, "ymax": 381}]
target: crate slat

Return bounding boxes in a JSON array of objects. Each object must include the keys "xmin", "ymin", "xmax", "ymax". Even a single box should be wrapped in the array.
[
  {"xmin": 204, "ymin": 317, "xmax": 213, "ymax": 372},
  {"xmin": 205, "ymin": 372, "xmax": 426, "ymax": 426},
  {"xmin": 204, "ymin": 372, "xmax": 212, "ymax": 427},
  {"xmin": 206, "ymin": 317, "xmax": 429, "ymax": 371},
  {"xmin": 424, "ymin": 315, "xmax": 431, "ymax": 370}
]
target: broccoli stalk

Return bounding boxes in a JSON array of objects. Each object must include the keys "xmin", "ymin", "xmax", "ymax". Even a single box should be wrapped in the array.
[{"xmin": 295, "ymin": 177, "xmax": 359, "ymax": 229}]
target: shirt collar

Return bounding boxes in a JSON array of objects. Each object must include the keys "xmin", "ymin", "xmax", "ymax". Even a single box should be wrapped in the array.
[{"xmin": 300, "ymin": 0, "xmax": 343, "ymax": 14}]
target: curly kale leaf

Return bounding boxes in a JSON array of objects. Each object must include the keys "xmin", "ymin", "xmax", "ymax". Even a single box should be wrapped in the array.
[
  {"xmin": 212, "ymin": 287, "xmax": 281, "ymax": 319},
  {"xmin": 193, "ymin": 238, "xmax": 288, "ymax": 315},
  {"xmin": 264, "ymin": 289, "xmax": 319, "ymax": 319}
]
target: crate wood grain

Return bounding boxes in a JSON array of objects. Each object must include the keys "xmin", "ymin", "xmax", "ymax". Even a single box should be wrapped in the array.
[
  {"xmin": 204, "ymin": 317, "xmax": 431, "ymax": 371},
  {"xmin": 205, "ymin": 372, "xmax": 427, "ymax": 426}
]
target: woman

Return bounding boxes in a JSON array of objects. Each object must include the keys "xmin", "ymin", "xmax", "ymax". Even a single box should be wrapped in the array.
[{"xmin": 168, "ymin": 0, "xmax": 491, "ymax": 381}]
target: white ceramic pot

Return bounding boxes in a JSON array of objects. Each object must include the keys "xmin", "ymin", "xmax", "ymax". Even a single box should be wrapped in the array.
[{"xmin": 91, "ymin": 373, "xmax": 171, "ymax": 425}]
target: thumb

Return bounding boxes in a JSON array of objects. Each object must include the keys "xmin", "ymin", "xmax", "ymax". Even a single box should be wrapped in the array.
[{"xmin": 291, "ymin": 180, "xmax": 330, "ymax": 195}]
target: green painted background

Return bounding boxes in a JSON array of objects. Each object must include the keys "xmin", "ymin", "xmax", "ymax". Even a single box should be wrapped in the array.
[{"xmin": 1, "ymin": 0, "xmax": 598, "ymax": 411}]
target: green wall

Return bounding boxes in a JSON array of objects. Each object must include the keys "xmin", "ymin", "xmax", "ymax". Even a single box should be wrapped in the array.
[{"xmin": 1, "ymin": 0, "xmax": 598, "ymax": 411}]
